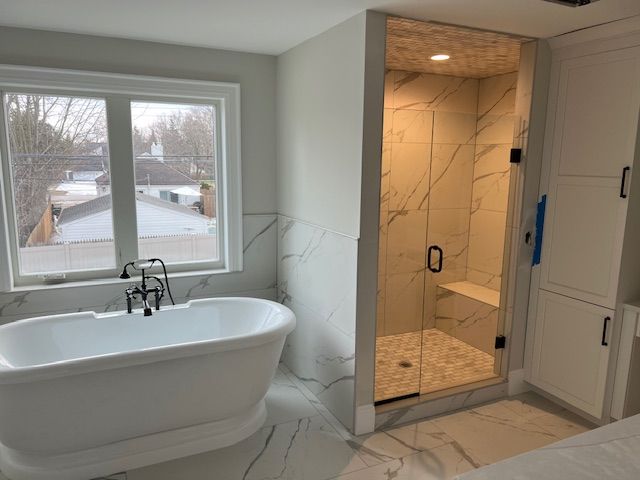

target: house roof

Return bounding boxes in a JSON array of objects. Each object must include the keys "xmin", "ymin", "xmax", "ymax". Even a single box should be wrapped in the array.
[
  {"xmin": 57, "ymin": 192, "xmax": 111, "ymax": 224},
  {"xmin": 95, "ymin": 158, "xmax": 198, "ymax": 186},
  {"xmin": 57, "ymin": 192, "xmax": 208, "ymax": 225}
]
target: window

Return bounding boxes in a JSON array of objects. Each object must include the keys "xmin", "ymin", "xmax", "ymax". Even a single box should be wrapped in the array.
[
  {"xmin": 4, "ymin": 94, "xmax": 116, "ymax": 275},
  {"xmin": 131, "ymin": 101, "xmax": 218, "ymax": 264},
  {"xmin": 0, "ymin": 66, "xmax": 242, "ymax": 287}
]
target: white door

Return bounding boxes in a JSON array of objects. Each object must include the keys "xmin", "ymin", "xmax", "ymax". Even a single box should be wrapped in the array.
[
  {"xmin": 539, "ymin": 46, "xmax": 640, "ymax": 308},
  {"xmin": 529, "ymin": 290, "xmax": 614, "ymax": 418}
]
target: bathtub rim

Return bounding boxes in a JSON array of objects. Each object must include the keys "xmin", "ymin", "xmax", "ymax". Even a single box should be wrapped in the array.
[{"xmin": 0, "ymin": 297, "xmax": 295, "ymax": 385}]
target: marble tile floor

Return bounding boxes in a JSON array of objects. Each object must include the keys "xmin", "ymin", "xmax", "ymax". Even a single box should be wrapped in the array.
[
  {"xmin": 375, "ymin": 329, "xmax": 497, "ymax": 402},
  {"xmin": 29, "ymin": 364, "xmax": 593, "ymax": 480}
]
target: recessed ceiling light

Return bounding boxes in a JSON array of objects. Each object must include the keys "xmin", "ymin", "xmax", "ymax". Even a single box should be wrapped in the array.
[{"xmin": 430, "ymin": 54, "xmax": 450, "ymax": 61}]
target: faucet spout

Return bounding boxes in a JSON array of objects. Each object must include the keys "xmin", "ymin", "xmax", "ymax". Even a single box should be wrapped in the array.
[{"xmin": 142, "ymin": 298, "xmax": 153, "ymax": 317}]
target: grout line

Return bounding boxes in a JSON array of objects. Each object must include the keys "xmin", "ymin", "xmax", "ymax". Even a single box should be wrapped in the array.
[{"xmin": 276, "ymin": 214, "xmax": 359, "ymax": 241}]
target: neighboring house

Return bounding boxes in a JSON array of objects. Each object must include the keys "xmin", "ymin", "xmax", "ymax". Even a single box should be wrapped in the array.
[
  {"xmin": 49, "ymin": 181, "xmax": 99, "ymax": 210},
  {"xmin": 65, "ymin": 154, "xmax": 108, "ymax": 181},
  {"xmin": 48, "ymin": 155, "xmax": 108, "ymax": 208},
  {"xmin": 53, "ymin": 193, "xmax": 214, "ymax": 243},
  {"xmin": 95, "ymin": 158, "xmax": 201, "ymax": 206}
]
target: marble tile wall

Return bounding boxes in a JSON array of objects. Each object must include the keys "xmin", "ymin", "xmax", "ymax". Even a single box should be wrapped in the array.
[
  {"xmin": 0, "ymin": 214, "xmax": 278, "ymax": 324},
  {"xmin": 435, "ymin": 286, "xmax": 499, "ymax": 355},
  {"xmin": 378, "ymin": 70, "xmax": 479, "ymax": 338},
  {"xmin": 278, "ymin": 215, "xmax": 358, "ymax": 430},
  {"xmin": 467, "ymin": 72, "xmax": 518, "ymax": 292}
]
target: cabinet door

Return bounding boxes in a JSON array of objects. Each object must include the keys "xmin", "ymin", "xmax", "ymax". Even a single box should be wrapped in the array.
[
  {"xmin": 539, "ymin": 176, "xmax": 628, "ymax": 308},
  {"xmin": 529, "ymin": 290, "xmax": 614, "ymax": 418},
  {"xmin": 539, "ymin": 47, "xmax": 640, "ymax": 308},
  {"xmin": 551, "ymin": 47, "xmax": 640, "ymax": 178}
]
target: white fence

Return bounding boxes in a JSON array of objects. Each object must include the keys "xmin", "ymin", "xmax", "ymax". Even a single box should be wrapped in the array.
[{"xmin": 19, "ymin": 234, "xmax": 218, "ymax": 274}]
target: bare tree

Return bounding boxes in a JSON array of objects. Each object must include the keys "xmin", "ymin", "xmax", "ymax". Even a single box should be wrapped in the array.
[
  {"xmin": 6, "ymin": 94, "xmax": 107, "ymax": 246},
  {"xmin": 143, "ymin": 106, "xmax": 216, "ymax": 180},
  {"xmin": 132, "ymin": 126, "xmax": 152, "ymax": 156}
]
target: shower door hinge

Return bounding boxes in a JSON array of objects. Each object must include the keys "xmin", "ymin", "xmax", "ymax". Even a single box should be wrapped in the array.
[
  {"xmin": 510, "ymin": 148, "xmax": 522, "ymax": 164},
  {"xmin": 495, "ymin": 335, "xmax": 506, "ymax": 350}
]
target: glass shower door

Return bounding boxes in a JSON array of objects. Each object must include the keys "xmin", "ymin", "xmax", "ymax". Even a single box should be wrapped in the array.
[
  {"xmin": 419, "ymin": 142, "xmax": 504, "ymax": 395},
  {"xmin": 374, "ymin": 107, "xmax": 433, "ymax": 403}
]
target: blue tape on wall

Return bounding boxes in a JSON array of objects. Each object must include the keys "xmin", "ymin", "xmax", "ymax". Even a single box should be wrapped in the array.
[{"xmin": 532, "ymin": 194, "xmax": 546, "ymax": 266}]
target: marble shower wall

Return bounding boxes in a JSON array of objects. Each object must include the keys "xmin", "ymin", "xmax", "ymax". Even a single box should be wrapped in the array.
[
  {"xmin": 278, "ymin": 215, "xmax": 358, "ymax": 430},
  {"xmin": 378, "ymin": 70, "xmax": 479, "ymax": 337},
  {"xmin": 467, "ymin": 72, "xmax": 518, "ymax": 291}
]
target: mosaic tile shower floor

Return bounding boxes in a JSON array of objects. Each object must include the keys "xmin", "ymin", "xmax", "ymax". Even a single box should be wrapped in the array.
[{"xmin": 375, "ymin": 328, "xmax": 497, "ymax": 402}]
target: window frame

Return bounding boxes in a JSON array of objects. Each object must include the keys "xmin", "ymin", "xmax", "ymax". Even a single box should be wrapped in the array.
[{"xmin": 0, "ymin": 65, "xmax": 242, "ymax": 289}]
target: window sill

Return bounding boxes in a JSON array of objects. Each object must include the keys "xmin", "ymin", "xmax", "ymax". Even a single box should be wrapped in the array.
[{"xmin": 8, "ymin": 267, "xmax": 234, "ymax": 293}]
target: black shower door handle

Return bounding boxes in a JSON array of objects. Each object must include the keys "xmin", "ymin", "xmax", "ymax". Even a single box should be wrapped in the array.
[{"xmin": 427, "ymin": 245, "xmax": 443, "ymax": 273}]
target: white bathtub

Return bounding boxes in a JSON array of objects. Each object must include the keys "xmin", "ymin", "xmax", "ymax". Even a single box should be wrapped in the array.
[{"xmin": 0, "ymin": 297, "xmax": 295, "ymax": 480}]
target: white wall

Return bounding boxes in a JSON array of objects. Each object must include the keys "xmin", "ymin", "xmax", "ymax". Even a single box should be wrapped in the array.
[
  {"xmin": 506, "ymin": 41, "xmax": 552, "ymax": 374},
  {"xmin": 0, "ymin": 26, "xmax": 278, "ymax": 320},
  {"xmin": 276, "ymin": 11, "xmax": 386, "ymax": 432},
  {"xmin": 277, "ymin": 14, "xmax": 367, "ymax": 238}
]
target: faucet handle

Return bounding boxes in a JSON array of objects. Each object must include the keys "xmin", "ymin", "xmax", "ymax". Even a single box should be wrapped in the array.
[{"xmin": 153, "ymin": 285, "xmax": 164, "ymax": 311}]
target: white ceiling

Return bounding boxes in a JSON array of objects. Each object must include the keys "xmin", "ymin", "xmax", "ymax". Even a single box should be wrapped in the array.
[{"xmin": 0, "ymin": 0, "xmax": 639, "ymax": 55}]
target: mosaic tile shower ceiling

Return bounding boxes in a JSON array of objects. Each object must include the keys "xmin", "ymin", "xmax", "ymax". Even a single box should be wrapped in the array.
[{"xmin": 385, "ymin": 17, "xmax": 527, "ymax": 79}]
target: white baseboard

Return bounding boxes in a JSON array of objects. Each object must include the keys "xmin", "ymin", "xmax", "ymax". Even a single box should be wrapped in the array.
[
  {"xmin": 354, "ymin": 404, "xmax": 375, "ymax": 435},
  {"xmin": 508, "ymin": 369, "xmax": 529, "ymax": 396}
]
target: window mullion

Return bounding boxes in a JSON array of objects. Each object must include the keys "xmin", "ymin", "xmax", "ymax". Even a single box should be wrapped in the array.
[
  {"xmin": 106, "ymin": 96, "xmax": 138, "ymax": 269},
  {"xmin": 0, "ymin": 91, "xmax": 16, "ymax": 291}
]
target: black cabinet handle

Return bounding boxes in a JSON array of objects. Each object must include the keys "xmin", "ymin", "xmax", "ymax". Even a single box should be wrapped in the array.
[
  {"xmin": 602, "ymin": 316, "xmax": 611, "ymax": 346},
  {"xmin": 427, "ymin": 245, "xmax": 443, "ymax": 273},
  {"xmin": 620, "ymin": 166, "xmax": 630, "ymax": 198}
]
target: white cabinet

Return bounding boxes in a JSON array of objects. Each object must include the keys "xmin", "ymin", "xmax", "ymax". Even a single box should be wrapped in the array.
[
  {"xmin": 540, "ymin": 176, "xmax": 628, "ymax": 308},
  {"xmin": 539, "ymin": 47, "xmax": 640, "ymax": 309},
  {"xmin": 552, "ymin": 48, "xmax": 640, "ymax": 179},
  {"xmin": 610, "ymin": 303, "xmax": 640, "ymax": 420},
  {"xmin": 530, "ymin": 291, "xmax": 614, "ymax": 418},
  {"xmin": 526, "ymin": 40, "xmax": 640, "ymax": 419}
]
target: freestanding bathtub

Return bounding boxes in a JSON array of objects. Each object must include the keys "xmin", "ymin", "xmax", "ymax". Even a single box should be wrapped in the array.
[{"xmin": 0, "ymin": 297, "xmax": 295, "ymax": 480}]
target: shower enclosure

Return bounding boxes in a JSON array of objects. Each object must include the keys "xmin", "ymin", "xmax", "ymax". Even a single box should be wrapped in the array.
[{"xmin": 375, "ymin": 18, "xmax": 526, "ymax": 403}]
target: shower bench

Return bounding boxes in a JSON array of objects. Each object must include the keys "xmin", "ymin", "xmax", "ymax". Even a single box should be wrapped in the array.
[{"xmin": 435, "ymin": 281, "xmax": 500, "ymax": 356}]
